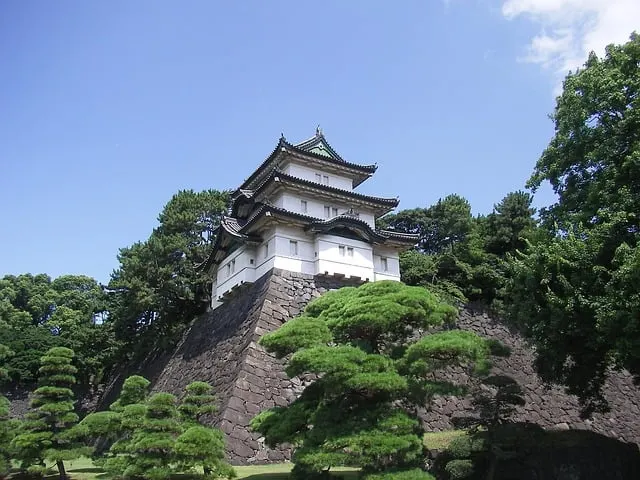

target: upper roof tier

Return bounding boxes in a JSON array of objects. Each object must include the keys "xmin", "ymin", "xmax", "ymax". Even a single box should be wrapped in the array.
[{"xmin": 239, "ymin": 129, "xmax": 378, "ymax": 191}]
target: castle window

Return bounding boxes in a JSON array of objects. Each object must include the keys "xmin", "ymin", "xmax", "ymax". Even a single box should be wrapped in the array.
[
  {"xmin": 300, "ymin": 200, "xmax": 308, "ymax": 213},
  {"xmin": 347, "ymin": 247, "xmax": 354, "ymax": 257},
  {"xmin": 230, "ymin": 259, "xmax": 235, "ymax": 274},
  {"xmin": 332, "ymin": 207, "xmax": 339, "ymax": 217},
  {"xmin": 264, "ymin": 243, "xmax": 269, "ymax": 258},
  {"xmin": 323, "ymin": 175, "xmax": 329, "ymax": 185},
  {"xmin": 380, "ymin": 257, "xmax": 388, "ymax": 272},
  {"xmin": 324, "ymin": 206, "xmax": 331, "ymax": 218},
  {"xmin": 289, "ymin": 240, "xmax": 298, "ymax": 256},
  {"xmin": 226, "ymin": 263, "xmax": 231, "ymax": 276},
  {"xmin": 339, "ymin": 245, "xmax": 345, "ymax": 256},
  {"xmin": 315, "ymin": 173, "xmax": 322, "ymax": 183}
]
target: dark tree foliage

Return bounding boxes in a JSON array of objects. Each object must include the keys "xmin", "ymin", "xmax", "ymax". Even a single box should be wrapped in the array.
[
  {"xmin": 108, "ymin": 189, "xmax": 229, "ymax": 359},
  {"xmin": 0, "ymin": 344, "xmax": 18, "ymax": 477},
  {"xmin": 380, "ymin": 194, "xmax": 473, "ymax": 254},
  {"xmin": 505, "ymin": 33, "xmax": 640, "ymax": 412},
  {"xmin": 11, "ymin": 347, "xmax": 88, "ymax": 479},
  {"xmin": 0, "ymin": 274, "xmax": 114, "ymax": 387},
  {"xmin": 484, "ymin": 191, "xmax": 536, "ymax": 256},
  {"xmin": 389, "ymin": 192, "xmax": 536, "ymax": 307},
  {"xmin": 252, "ymin": 281, "xmax": 490, "ymax": 480}
]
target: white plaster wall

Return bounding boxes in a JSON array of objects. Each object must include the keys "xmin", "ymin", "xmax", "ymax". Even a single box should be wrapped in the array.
[
  {"xmin": 284, "ymin": 161, "xmax": 353, "ymax": 190},
  {"xmin": 273, "ymin": 191, "xmax": 376, "ymax": 227},
  {"xmin": 314, "ymin": 234, "xmax": 375, "ymax": 280},
  {"xmin": 215, "ymin": 246, "xmax": 259, "ymax": 298},
  {"xmin": 372, "ymin": 246, "xmax": 401, "ymax": 280}
]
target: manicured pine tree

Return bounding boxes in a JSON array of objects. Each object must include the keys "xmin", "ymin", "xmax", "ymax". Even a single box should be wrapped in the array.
[
  {"xmin": 178, "ymin": 381, "xmax": 217, "ymax": 426},
  {"xmin": 124, "ymin": 392, "xmax": 183, "ymax": 480},
  {"xmin": 175, "ymin": 382, "xmax": 234, "ymax": 479},
  {"xmin": 252, "ymin": 281, "xmax": 491, "ymax": 480},
  {"xmin": 11, "ymin": 347, "xmax": 87, "ymax": 479},
  {"xmin": 77, "ymin": 375, "xmax": 150, "ymax": 476}
]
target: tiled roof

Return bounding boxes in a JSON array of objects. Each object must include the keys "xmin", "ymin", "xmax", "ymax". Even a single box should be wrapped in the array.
[
  {"xmin": 238, "ymin": 133, "xmax": 377, "ymax": 191},
  {"xmin": 231, "ymin": 170, "xmax": 399, "ymax": 218}
]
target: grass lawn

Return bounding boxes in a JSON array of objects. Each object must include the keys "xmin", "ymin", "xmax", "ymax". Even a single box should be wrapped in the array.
[{"xmin": 21, "ymin": 431, "xmax": 464, "ymax": 480}]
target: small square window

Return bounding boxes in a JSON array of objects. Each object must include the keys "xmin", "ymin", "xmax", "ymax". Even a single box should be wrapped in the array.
[
  {"xmin": 290, "ymin": 240, "xmax": 298, "ymax": 256},
  {"xmin": 347, "ymin": 247, "xmax": 354, "ymax": 257},
  {"xmin": 324, "ymin": 206, "xmax": 331, "ymax": 218},
  {"xmin": 338, "ymin": 246, "xmax": 345, "ymax": 256},
  {"xmin": 315, "ymin": 173, "xmax": 322, "ymax": 183},
  {"xmin": 301, "ymin": 200, "xmax": 308, "ymax": 213}
]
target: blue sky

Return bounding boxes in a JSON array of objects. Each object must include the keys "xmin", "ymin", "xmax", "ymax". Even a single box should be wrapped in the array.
[{"xmin": 1, "ymin": 0, "xmax": 637, "ymax": 284}]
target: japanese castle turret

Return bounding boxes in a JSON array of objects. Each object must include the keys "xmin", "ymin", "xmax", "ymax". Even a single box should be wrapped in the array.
[{"xmin": 203, "ymin": 128, "xmax": 419, "ymax": 309}]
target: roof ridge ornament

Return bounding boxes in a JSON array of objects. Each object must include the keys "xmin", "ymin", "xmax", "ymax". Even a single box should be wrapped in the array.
[{"xmin": 316, "ymin": 125, "xmax": 323, "ymax": 137}]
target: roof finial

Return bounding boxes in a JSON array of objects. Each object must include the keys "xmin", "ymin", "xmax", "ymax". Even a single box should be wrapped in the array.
[{"xmin": 316, "ymin": 124, "xmax": 323, "ymax": 137}]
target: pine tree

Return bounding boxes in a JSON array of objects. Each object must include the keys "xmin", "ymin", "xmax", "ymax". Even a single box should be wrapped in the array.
[
  {"xmin": 178, "ymin": 381, "xmax": 217, "ymax": 426},
  {"xmin": 77, "ymin": 375, "xmax": 150, "ymax": 476},
  {"xmin": 11, "ymin": 347, "xmax": 87, "ymax": 479},
  {"xmin": 175, "ymin": 382, "xmax": 234, "ymax": 478},
  {"xmin": 124, "ymin": 393, "xmax": 182, "ymax": 480},
  {"xmin": 252, "ymin": 281, "xmax": 491, "ymax": 480}
]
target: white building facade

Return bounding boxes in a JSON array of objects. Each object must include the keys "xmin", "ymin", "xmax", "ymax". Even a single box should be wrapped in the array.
[{"xmin": 202, "ymin": 129, "xmax": 419, "ymax": 309}]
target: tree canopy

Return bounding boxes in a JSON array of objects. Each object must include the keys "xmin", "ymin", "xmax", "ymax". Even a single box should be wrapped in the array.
[
  {"xmin": 504, "ymin": 33, "xmax": 640, "ymax": 413},
  {"xmin": 252, "ymin": 281, "xmax": 490, "ymax": 479}
]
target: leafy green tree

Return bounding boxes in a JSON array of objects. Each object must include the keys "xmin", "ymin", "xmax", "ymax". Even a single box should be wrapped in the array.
[
  {"xmin": 124, "ymin": 393, "xmax": 183, "ymax": 480},
  {"xmin": 505, "ymin": 33, "xmax": 640, "ymax": 410},
  {"xmin": 252, "ymin": 281, "xmax": 490, "ymax": 479},
  {"xmin": 108, "ymin": 189, "xmax": 228, "ymax": 359},
  {"xmin": 0, "ymin": 274, "xmax": 114, "ymax": 387},
  {"xmin": 11, "ymin": 347, "xmax": 88, "ymax": 479}
]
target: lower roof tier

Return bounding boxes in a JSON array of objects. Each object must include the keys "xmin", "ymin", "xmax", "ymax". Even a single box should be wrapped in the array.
[{"xmin": 200, "ymin": 205, "xmax": 418, "ymax": 271}]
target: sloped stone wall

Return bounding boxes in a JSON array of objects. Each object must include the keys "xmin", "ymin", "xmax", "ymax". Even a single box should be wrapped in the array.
[
  {"xmin": 420, "ymin": 304, "xmax": 640, "ymax": 445},
  {"xmin": 102, "ymin": 268, "xmax": 640, "ymax": 465},
  {"xmin": 150, "ymin": 269, "xmax": 362, "ymax": 464}
]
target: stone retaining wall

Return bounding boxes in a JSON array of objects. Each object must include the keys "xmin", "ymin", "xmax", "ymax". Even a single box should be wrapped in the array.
[{"xmin": 97, "ymin": 269, "xmax": 640, "ymax": 464}]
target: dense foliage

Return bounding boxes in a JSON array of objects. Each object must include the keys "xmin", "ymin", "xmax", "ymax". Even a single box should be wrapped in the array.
[
  {"xmin": 107, "ymin": 189, "xmax": 228, "ymax": 360},
  {"xmin": 0, "ymin": 274, "xmax": 113, "ymax": 387},
  {"xmin": 383, "ymin": 190, "xmax": 536, "ymax": 307},
  {"xmin": 503, "ymin": 33, "xmax": 640, "ymax": 413},
  {"xmin": 252, "ymin": 281, "xmax": 491, "ymax": 479}
]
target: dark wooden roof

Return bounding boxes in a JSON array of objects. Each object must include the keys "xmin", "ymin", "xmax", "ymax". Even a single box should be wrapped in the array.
[{"xmin": 238, "ymin": 132, "xmax": 377, "ymax": 191}]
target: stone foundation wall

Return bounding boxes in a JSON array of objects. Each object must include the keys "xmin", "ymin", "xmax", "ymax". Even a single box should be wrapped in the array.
[
  {"xmin": 97, "ymin": 269, "xmax": 640, "ymax": 464},
  {"xmin": 150, "ymin": 269, "xmax": 362, "ymax": 464},
  {"xmin": 420, "ymin": 305, "xmax": 640, "ymax": 445}
]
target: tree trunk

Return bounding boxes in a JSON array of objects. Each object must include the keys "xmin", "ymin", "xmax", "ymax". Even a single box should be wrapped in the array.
[{"xmin": 57, "ymin": 460, "xmax": 67, "ymax": 480}]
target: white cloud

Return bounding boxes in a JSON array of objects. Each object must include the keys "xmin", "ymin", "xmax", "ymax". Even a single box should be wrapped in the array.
[{"xmin": 502, "ymin": 0, "xmax": 639, "ymax": 78}]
